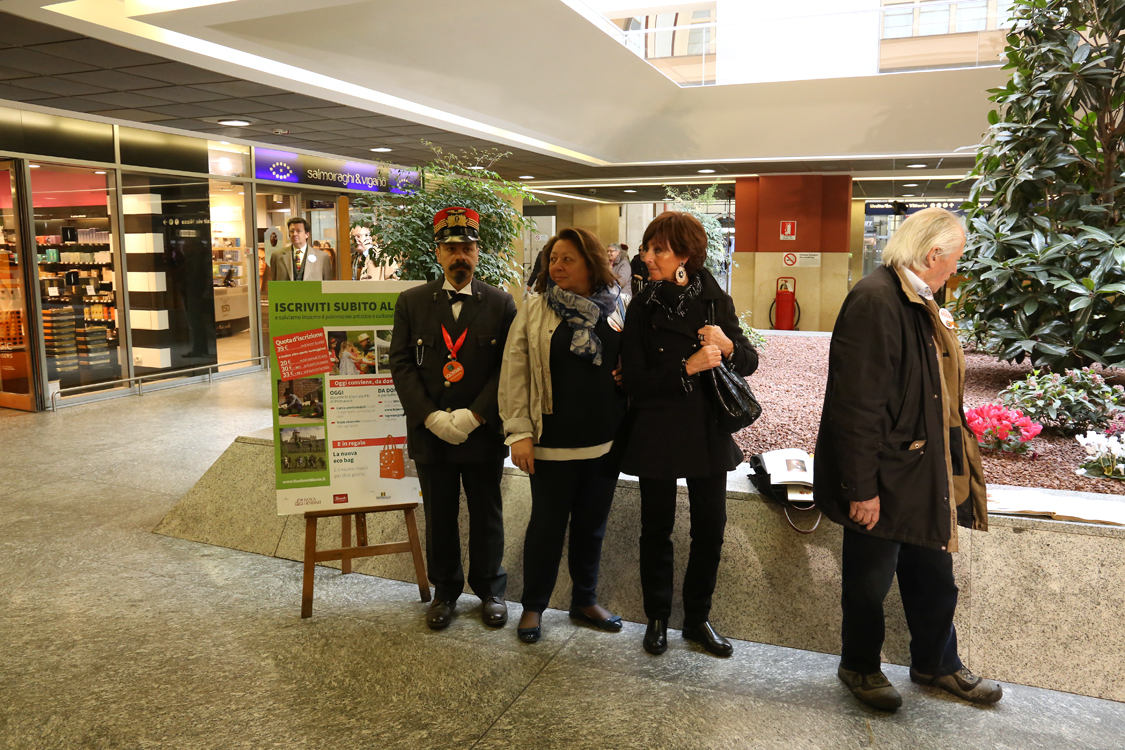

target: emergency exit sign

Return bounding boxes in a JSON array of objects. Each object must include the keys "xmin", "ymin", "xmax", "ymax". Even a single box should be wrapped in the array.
[{"xmin": 780, "ymin": 221, "xmax": 796, "ymax": 240}]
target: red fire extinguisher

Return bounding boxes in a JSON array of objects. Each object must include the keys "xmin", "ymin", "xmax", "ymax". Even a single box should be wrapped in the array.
[{"xmin": 770, "ymin": 277, "xmax": 801, "ymax": 330}]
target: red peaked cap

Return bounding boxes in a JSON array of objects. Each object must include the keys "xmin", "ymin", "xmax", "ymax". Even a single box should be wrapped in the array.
[{"xmin": 433, "ymin": 207, "xmax": 481, "ymax": 244}]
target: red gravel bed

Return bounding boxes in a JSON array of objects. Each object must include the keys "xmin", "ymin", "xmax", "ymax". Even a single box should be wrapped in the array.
[{"xmin": 735, "ymin": 335, "xmax": 1125, "ymax": 495}]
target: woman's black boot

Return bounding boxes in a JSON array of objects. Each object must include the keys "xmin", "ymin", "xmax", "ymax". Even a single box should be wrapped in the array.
[{"xmin": 643, "ymin": 619, "xmax": 668, "ymax": 655}]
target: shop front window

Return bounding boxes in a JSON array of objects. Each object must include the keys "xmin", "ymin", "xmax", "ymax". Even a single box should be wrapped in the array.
[
  {"xmin": 304, "ymin": 194, "xmax": 339, "ymax": 276},
  {"xmin": 0, "ymin": 161, "xmax": 34, "ymax": 410},
  {"xmin": 30, "ymin": 163, "xmax": 123, "ymax": 395},
  {"xmin": 256, "ymin": 190, "xmax": 298, "ymax": 351},
  {"xmin": 209, "ymin": 179, "xmax": 254, "ymax": 369},
  {"xmin": 256, "ymin": 190, "xmax": 345, "ymax": 352},
  {"xmin": 122, "ymin": 173, "xmax": 216, "ymax": 376}
]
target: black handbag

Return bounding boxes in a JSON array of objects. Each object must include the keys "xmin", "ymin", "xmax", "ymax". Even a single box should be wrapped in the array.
[{"xmin": 704, "ymin": 301, "xmax": 762, "ymax": 433}]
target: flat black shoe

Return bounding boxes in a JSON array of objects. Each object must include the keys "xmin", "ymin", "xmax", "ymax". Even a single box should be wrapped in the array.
[
  {"xmin": 682, "ymin": 621, "xmax": 734, "ymax": 657},
  {"xmin": 569, "ymin": 607, "xmax": 624, "ymax": 632},
  {"xmin": 517, "ymin": 626, "xmax": 541, "ymax": 643},
  {"xmin": 426, "ymin": 599, "xmax": 456, "ymax": 630},
  {"xmin": 643, "ymin": 619, "xmax": 668, "ymax": 655}
]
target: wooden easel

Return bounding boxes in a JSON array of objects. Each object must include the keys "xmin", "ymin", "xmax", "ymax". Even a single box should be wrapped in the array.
[{"xmin": 301, "ymin": 502, "xmax": 431, "ymax": 618}]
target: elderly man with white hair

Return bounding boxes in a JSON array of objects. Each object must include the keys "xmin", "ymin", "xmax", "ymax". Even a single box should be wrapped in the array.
[{"xmin": 814, "ymin": 207, "xmax": 1000, "ymax": 711}]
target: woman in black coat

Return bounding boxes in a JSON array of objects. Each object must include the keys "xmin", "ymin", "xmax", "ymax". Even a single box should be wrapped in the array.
[{"xmin": 619, "ymin": 211, "xmax": 758, "ymax": 657}]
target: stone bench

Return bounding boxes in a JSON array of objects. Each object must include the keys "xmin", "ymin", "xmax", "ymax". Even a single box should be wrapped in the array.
[{"xmin": 156, "ymin": 434, "xmax": 1125, "ymax": 703}]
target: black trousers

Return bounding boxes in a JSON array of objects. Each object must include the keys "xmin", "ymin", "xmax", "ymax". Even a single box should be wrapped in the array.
[
  {"xmin": 638, "ymin": 474, "xmax": 727, "ymax": 623},
  {"xmin": 840, "ymin": 527, "xmax": 963, "ymax": 676},
  {"xmin": 522, "ymin": 455, "xmax": 619, "ymax": 614},
  {"xmin": 416, "ymin": 460, "xmax": 507, "ymax": 603}
]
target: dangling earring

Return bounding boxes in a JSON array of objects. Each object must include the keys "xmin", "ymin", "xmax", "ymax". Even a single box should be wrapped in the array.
[{"xmin": 674, "ymin": 262, "xmax": 687, "ymax": 284}]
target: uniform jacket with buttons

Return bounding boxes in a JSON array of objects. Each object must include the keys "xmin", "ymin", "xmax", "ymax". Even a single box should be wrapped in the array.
[
  {"xmin": 813, "ymin": 264, "xmax": 987, "ymax": 551},
  {"xmin": 619, "ymin": 268, "xmax": 758, "ymax": 478},
  {"xmin": 388, "ymin": 276, "xmax": 517, "ymax": 464}
]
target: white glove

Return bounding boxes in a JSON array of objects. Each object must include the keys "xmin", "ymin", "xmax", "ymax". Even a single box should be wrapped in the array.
[
  {"xmin": 450, "ymin": 408, "xmax": 481, "ymax": 436},
  {"xmin": 425, "ymin": 411, "xmax": 468, "ymax": 445}
]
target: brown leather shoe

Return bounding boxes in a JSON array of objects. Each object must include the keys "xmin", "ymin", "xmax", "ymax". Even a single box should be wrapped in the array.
[
  {"xmin": 426, "ymin": 599, "xmax": 456, "ymax": 630},
  {"xmin": 910, "ymin": 666, "xmax": 1003, "ymax": 705},
  {"xmin": 481, "ymin": 596, "xmax": 508, "ymax": 627},
  {"xmin": 837, "ymin": 666, "xmax": 903, "ymax": 711}
]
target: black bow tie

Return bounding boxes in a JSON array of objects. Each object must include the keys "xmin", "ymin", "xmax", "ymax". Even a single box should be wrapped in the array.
[{"xmin": 447, "ymin": 290, "xmax": 473, "ymax": 303}]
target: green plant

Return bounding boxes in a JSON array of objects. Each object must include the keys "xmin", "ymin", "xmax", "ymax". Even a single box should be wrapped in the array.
[
  {"xmin": 956, "ymin": 0, "xmax": 1125, "ymax": 370},
  {"xmin": 351, "ymin": 143, "xmax": 538, "ymax": 288},
  {"xmin": 738, "ymin": 310, "xmax": 768, "ymax": 350},
  {"xmin": 1000, "ymin": 368, "xmax": 1125, "ymax": 434},
  {"xmin": 665, "ymin": 184, "xmax": 731, "ymax": 278}
]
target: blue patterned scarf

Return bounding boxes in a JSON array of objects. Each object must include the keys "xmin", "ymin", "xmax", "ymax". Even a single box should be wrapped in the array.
[{"xmin": 545, "ymin": 281, "xmax": 622, "ymax": 366}]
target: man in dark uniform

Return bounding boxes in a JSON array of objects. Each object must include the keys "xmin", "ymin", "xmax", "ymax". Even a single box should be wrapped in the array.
[{"xmin": 389, "ymin": 207, "xmax": 517, "ymax": 630}]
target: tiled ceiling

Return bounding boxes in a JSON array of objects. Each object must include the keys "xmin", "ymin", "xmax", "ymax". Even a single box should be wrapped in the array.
[{"xmin": 0, "ymin": 10, "xmax": 978, "ymax": 198}]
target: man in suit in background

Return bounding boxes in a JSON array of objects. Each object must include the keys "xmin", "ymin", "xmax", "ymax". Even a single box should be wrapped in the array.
[
  {"xmin": 268, "ymin": 217, "xmax": 335, "ymax": 281},
  {"xmin": 389, "ymin": 207, "xmax": 517, "ymax": 630}
]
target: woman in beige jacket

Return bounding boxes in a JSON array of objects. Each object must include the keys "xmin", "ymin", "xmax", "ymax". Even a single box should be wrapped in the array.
[{"xmin": 499, "ymin": 227, "xmax": 627, "ymax": 643}]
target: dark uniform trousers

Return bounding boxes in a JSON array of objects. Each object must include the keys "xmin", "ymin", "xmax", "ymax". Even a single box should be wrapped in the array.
[
  {"xmin": 417, "ymin": 460, "xmax": 507, "ymax": 604},
  {"xmin": 840, "ymin": 527, "xmax": 964, "ymax": 676},
  {"xmin": 638, "ymin": 474, "xmax": 727, "ymax": 623}
]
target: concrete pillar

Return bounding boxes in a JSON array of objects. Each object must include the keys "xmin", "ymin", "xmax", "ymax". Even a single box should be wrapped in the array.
[
  {"xmin": 733, "ymin": 175, "xmax": 852, "ymax": 332},
  {"xmin": 570, "ymin": 204, "xmax": 620, "ymax": 247},
  {"xmin": 849, "ymin": 198, "xmax": 866, "ymax": 292}
]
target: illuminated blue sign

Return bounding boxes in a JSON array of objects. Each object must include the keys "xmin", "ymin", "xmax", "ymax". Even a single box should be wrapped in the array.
[{"xmin": 254, "ymin": 148, "xmax": 420, "ymax": 193}]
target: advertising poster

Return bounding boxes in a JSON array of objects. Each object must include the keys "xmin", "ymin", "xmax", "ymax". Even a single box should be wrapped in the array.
[{"xmin": 269, "ymin": 280, "xmax": 423, "ymax": 515}]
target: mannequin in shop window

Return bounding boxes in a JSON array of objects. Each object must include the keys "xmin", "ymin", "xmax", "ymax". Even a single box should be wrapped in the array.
[{"xmin": 268, "ymin": 217, "xmax": 335, "ymax": 281}]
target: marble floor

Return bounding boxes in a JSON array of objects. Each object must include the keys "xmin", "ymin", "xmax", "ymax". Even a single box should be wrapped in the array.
[{"xmin": 2, "ymin": 372, "xmax": 1124, "ymax": 750}]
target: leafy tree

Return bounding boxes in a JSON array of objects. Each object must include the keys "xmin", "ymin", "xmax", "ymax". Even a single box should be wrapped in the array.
[
  {"xmin": 665, "ymin": 183, "xmax": 731, "ymax": 277},
  {"xmin": 958, "ymin": 0, "xmax": 1125, "ymax": 370},
  {"xmin": 351, "ymin": 143, "xmax": 538, "ymax": 288}
]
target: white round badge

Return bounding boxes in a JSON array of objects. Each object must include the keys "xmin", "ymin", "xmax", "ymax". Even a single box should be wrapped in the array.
[{"xmin": 939, "ymin": 307, "xmax": 956, "ymax": 329}]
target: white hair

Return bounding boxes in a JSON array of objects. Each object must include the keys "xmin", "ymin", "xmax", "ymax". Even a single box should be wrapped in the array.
[{"xmin": 882, "ymin": 207, "xmax": 965, "ymax": 271}]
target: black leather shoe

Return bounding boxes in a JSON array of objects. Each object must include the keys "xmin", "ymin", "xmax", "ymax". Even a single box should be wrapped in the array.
[
  {"xmin": 643, "ymin": 619, "xmax": 668, "ymax": 655},
  {"xmin": 682, "ymin": 621, "xmax": 734, "ymax": 657},
  {"xmin": 481, "ymin": 596, "xmax": 508, "ymax": 627},
  {"xmin": 426, "ymin": 599, "xmax": 456, "ymax": 630},
  {"xmin": 569, "ymin": 607, "xmax": 624, "ymax": 632}
]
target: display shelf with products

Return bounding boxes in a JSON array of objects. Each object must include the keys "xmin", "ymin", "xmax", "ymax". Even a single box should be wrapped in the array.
[
  {"xmin": 30, "ymin": 164, "xmax": 123, "ymax": 390},
  {"xmin": 210, "ymin": 181, "xmax": 251, "ymax": 344},
  {"xmin": 1, "ymin": 163, "xmax": 36, "ymax": 410}
]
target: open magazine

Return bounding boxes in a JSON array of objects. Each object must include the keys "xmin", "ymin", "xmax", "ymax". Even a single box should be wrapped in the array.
[
  {"xmin": 760, "ymin": 448, "xmax": 814, "ymax": 487},
  {"xmin": 748, "ymin": 448, "xmax": 821, "ymax": 534}
]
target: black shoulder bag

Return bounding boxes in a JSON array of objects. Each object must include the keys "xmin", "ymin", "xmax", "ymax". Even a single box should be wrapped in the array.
[
  {"xmin": 705, "ymin": 300, "xmax": 762, "ymax": 433},
  {"xmin": 747, "ymin": 453, "xmax": 822, "ymax": 535}
]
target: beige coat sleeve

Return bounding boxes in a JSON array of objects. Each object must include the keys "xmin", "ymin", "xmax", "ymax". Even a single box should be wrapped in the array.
[{"xmin": 498, "ymin": 300, "xmax": 536, "ymax": 445}]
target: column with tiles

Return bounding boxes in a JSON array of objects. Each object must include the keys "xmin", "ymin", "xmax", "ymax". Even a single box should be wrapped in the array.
[
  {"xmin": 123, "ymin": 191, "xmax": 173, "ymax": 370},
  {"xmin": 122, "ymin": 180, "xmax": 218, "ymax": 373}
]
